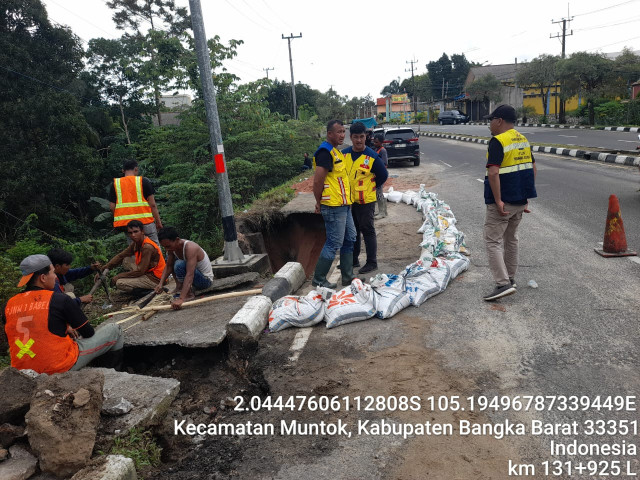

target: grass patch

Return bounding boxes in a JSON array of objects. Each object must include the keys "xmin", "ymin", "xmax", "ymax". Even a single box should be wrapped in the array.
[
  {"xmin": 0, "ymin": 354, "xmax": 10, "ymax": 370},
  {"xmin": 109, "ymin": 428, "xmax": 162, "ymax": 472}
]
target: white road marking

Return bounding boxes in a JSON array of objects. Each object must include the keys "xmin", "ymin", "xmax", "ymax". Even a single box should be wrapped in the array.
[
  {"xmin": 477, "ymin": 178, "xmax": 484, "ymax": 183},
  {"xmin": 628, "ymin": 257, "xmax": 640, "ymax": 265},
  {"xmin": 558, "ymin": 134, "xmax": 577, "ymax": 138},
  {"xmin": 288, "ymin": 329, "xmax": 313, "ymax": 362},
  {"xmin": 439, "ymin": 160, "xmax": 452, "ymax": 167},
  {"xmin": 617, "ymin": 140, "xmax": 637, "ymax": 143}
]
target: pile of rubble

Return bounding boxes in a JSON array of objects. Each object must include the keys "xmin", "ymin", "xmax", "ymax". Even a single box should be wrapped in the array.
[{"xmin": 0, "ymin": 367, "xmax": 179, "ymax": 480}]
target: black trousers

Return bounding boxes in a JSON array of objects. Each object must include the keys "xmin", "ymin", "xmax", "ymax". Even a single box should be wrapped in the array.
[{"xmin": 352, "ymin": 202, "xmax": 377, "ymax": 265}]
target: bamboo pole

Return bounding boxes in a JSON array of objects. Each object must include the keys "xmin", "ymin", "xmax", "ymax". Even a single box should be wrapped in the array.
[{"xmin": 107, "ymin": 288, "xmax": 263, "ymax": 316}]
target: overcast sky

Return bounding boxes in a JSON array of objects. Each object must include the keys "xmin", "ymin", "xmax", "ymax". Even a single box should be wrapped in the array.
[{"xmin": 42, "ymin": 0, "xmax": 640, "ymax": 99}]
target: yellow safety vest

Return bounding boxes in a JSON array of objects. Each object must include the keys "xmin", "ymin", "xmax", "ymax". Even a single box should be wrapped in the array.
[
  {"xmin": 313, "ymin": 142, "xmax": 352, "ymax": 207},
  {"xmin": 344, "ymin": 151, "xmax": 377, "ymax": 205},
  {"xmin": 486, "ymin": 129, "xmax": 533, "ymax": 176}
]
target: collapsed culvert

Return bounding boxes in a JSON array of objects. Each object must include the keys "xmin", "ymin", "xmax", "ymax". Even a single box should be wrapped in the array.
[{"xmin": 239, "ymin": 211, "xmax": 326, "ymax": 277}]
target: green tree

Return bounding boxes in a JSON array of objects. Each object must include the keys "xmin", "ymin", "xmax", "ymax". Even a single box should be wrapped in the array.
[
  {"xmin": 0, "ymin": 0, "xmax": 103, "ymax": 241},
  {"xmin": 612, "ymin": 47, "xmax": 640, "ymax": 98},
  {"xmin": 316, "ymin": 88, "xmax": 347, "ymax": 123},
  {"xmin": 467, "ymin": 74, "xmax": 502, "ymax": 111},
  {"xmin": 381, "ymin": 79, "xmax": 401, "ymax": 95},
  {"xmin": 557, "ymin": 52, "xmax": 614, "ymax": 125},
  {"xmin": 401, "ymin": 73, "xmax": 432, "ymax": 104},
  {"xmin": 516, "ymin": 54, "xmax": 559, "ymax": 119}
]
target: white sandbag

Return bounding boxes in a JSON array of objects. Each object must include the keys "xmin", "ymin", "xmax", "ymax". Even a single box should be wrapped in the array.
[
  {"xmin": 370, "ymin": 274, "xmax": 412, "ymax": 319},
  {"xmin": 387, "ymin": 190, "xmax": 403, "ymax": 203},
  {"xmin": 443, "ymin": 253, "xmax": 471, "ymax": 279},
  {"xmin": 401, "ymin": 190, "xmax": 417, "ymax": 205},
  {"xmin": 402, "ymin": 260, "xmax": 452, "ymax": 306},
  {"xmin": 268, "ymin": 288, "xmax": 332, "ymax": 332},
  {"xmin": 325, "ymin": 279, "xmax": 377, "ymax": 329}
]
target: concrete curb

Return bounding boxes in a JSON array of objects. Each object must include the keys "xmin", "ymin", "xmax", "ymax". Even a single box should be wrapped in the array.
[
  {"xmin": 274, "ymin": 261, "xmax": 306, "ymax": 292},
  {"xmin": 418, "ymin": 132, "xmax": 640, "ymax": 166},
  {"xmin": 465, "ymin": 122, "xmax": 640, "ymax": 132},
  {"xmin": 262, "ymin": 277, "xmax": 292, "ymax": 302},
  {"xmin": 226, "ymin": 295, "xmax": 272, "ymax": 339}
]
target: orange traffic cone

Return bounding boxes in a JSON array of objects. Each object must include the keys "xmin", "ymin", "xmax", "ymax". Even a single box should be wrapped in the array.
[{"xmin": 594, "ymin": 195, "xmax": 637, "ymax": 257}]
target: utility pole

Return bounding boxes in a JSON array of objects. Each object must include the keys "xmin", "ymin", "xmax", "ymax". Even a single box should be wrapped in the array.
[
  {"xmin": 282, "ymin": 33, "xmax": 302, "ymax": 119},
  {"xmin": 188, "ymin": 0, "xmax": 244, "ymax": 262},
  {"xmin": 406, "ymin": 57, "xmax": 418, "ymax": 116},
  {"xmin": 263, "ymin": 67, "xmax": 274, "ymax": 79},
  {"xmin": 551, "ymin": 14, "xmax": 573, "ymax": 123}
]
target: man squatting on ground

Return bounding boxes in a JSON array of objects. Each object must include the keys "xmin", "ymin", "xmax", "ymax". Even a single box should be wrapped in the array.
[
  {"xmin": 483, "ymin": 104, "xmax": 537, "ymax": 301},
  {"xmin": 4, "ymin": 255, "xmax": 123, "ymax": 375},
  {"xmin": 342, "ymin": 122, "xmax": 388, "ymax": 274},
  {"xmin": 311, "ymin": 120, "xmax": 357, "ymax": 289},
  {"xmin": 100, "ymin": 220, "xmax": 166, "ymax": 293},
  {"xmin": 110, "ymin": 159, "xmax": 163, "ymax": 246},
  {"xmin": 155, "ymin": 227, "xmax": 214, "ymax": 310},
  {"xmin": 47, "ymin": 248, "xmax": 101, "ymax": 307},
  {"xmin": 373, "ymin": 133, "xmax": 389, "ymax": 218}
]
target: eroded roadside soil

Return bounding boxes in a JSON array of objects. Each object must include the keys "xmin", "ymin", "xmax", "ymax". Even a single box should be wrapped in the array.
[{"xmin": 134, "ymin": 163, "xmax": 529, "ymax": 479}]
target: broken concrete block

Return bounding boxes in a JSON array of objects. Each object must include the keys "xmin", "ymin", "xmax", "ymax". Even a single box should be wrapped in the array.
[
  {"xmin": 102, "ymin": 397, "xmax": 133, "ymax": 416},
  {"xmin": 71, "ymin": 455, "xmax": 137, "ymax": 480},
  {"xmin": 274, "ymin": 261, "xmax": 306, "ymax": 293},
  {"xmin": 226, "ymin": 295, "xmax": 272, "ymax": 339},
  {"xmin": 0, "ymin": 369, "xmax": 36, "ymax": 425},
  {"xmin": 26, "ymin": 370, "xmax": 104, "ymax": 478},
  {"xmin": 261, "ymin": 276, "xmax": 291, "ymax": 302},
  {"xmin": 0, "ymin": 444, "xmax": 37, "ymax": 480},
  {"xmin": 0, "ymin": 424, "xmax": 25, "ymax": 449},
  {"xmin": 90, "ymin": 368, "xmax": 179, "ymax": 439},
  {"xmin": 0, "ymin": 447, "xmax": 7, "ymax": 461}
]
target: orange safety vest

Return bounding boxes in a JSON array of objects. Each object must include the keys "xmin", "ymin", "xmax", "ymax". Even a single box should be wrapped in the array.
[
  {"xmin": 4, "ymin": 290, "xmax": 79, "ymax": 374},
  {"xmin": 113, "ymin": 176, "xmax": 154, "ymax": 227},
  {"xmin": 135, "ymin": 237, "xmax": 166, "ymax": 279}
]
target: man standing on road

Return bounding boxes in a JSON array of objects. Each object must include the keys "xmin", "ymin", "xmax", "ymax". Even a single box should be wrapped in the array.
[
  {"xmin": 373, "ymin": 133, "xmax": 389, "ymax": 219},
  {"xmin": 110, "ymin": 159, "xmax": 163, "ymax": 245},
  {"xmin": 343, "ymin": 122, "xmax": 388, "ymax": 274},
  {"xmin": 483, "ymin": 105, "xmax": 537, "ymax": 301},
  {"xmin": 311, "ymin": 120, "xmax": 356, "ymax": 288}
]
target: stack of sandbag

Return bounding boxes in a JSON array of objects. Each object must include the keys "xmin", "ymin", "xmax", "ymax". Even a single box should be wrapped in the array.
[
  {"xmin": 325, "ymin": 279, "xmax": 377, "ymax": 329},
  {"xmin": 385, "ymin": 187, "xmax": 403, "ymax": 203},
  {"xmin": 268, "ymin": 287, "xmax": 333, "ymax": 332},
  {"xmin": 370, "ymin": 274, "xmax": 412, "ymax": 319}
]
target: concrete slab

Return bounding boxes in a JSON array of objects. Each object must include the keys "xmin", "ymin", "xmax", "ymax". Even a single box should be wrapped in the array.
[
  {"xmin": 194, "ymin": 272, "xmax": 259, "ymax": 295},
  {"xmin": 105, "ymin": 294, "xmax": 251, "ymax": 348},
  {"xmin": 90, "ymin": 368, "xmax": 179, "ymax": 439},
  {"xmin": 0, "ymin": 444, "xmax": 37, "ymax": 480},
  {"xmin": 210, "ymin": 253, "xmax": 271, "ymax": 277},
  {"xmin": 281, "ymin": 192, "xmax": 315, "ymax": 214}
]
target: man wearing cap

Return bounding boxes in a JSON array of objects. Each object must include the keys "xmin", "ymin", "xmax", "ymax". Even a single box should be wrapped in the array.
[
  {"xmin": 109, "ymin": 159, "xmax": 163, "ymax": 245},
  {"xmin": 483, "ymin": 104, "xmax": 537, "ymax": 301},
  {"xmin": 4, "ymin": 255, "xmax": 123, "ymax": 375}
]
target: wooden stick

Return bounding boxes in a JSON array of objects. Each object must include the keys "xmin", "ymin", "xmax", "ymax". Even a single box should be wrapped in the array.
[
  {"xmin": 137, "ymin": 288, "xmax": 263, "ymax": 313},
  {"xmin": 106, "ymin": 288, "xmax": 263, "ymax": 317},
  {"xmin": 115, "ymin": 312, "xmax": 143, "ymax": 324}
]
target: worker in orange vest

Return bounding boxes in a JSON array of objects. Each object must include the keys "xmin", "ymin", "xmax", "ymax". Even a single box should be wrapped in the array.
[
  {"xmin": 4, "ymin": 254, "xmax": 123, "ymax": 374},
  {"xmin": 109, "ymin": 159, "xmax": 163, "ymax": 245},
  {"xmin": 100, "ymin": 220, "xmax": 166, "ymax": 293}
]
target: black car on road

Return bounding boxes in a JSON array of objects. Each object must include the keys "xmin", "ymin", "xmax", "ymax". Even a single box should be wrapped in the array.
[
  {"xmin": 380, "ymin": 128, "xmax": 420, "ymax": 166},
  {"xmin": 438, "ymin": 110, "xmax": 469, "ymax": 125}
]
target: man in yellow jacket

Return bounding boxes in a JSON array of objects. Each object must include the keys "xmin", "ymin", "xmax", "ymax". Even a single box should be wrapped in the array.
[
  {"xmin": 342, "ymin": 122, "xmax": 388, "ymax": 274},
  {"xmin": 311, "ymin": 120, "xmax": 356, "ymax": 288}
]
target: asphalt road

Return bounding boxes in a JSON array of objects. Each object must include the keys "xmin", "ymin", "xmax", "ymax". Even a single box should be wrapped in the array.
[
  {"xmin": 417, "ymin": 136, "xmax": 640, "ymax": 466},
  {"xmin": 414, "ymin": 123, "xmax": 640, "ymax": 152}
]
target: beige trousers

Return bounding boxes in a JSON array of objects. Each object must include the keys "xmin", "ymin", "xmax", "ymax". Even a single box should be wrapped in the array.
[
  {"xmin": 115, "ymin": 275, "xmax": 159, "ymax": 292},
  {"xmin": 483, "ymin": 203, "xmax": 527, "ymax": 286}
]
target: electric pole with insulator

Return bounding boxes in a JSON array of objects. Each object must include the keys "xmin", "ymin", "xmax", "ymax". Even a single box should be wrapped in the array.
[
  {"xmin": 551, "ymin": 15, "xmax": 573, "ymax": 123},
  {"xmin": 282, "ymin": 33, "xmax": 302, "ymax": 119}
]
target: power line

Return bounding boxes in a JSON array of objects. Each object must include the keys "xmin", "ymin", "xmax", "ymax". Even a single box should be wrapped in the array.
[
  {"xmin": 573, "ymin": 0, "xmax": 638, "ymax": 17},
  {"xmin": 222, "ymin": 0, "xmax": 273, "ymax": 32},
  {"xmin": 45, "ymin": 0, "xmax": 119, "ymax": 40},
  {"xmin": 574, "ymin": 16, "xmax": 640, "ymax": 31}
]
